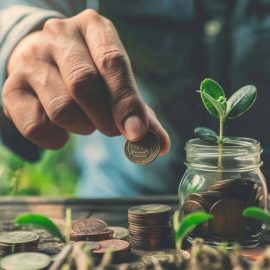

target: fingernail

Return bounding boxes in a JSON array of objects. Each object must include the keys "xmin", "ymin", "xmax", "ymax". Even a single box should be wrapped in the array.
[{"xmin": 124, "ymin": 115, "xmax": 147, "ymax": 141}]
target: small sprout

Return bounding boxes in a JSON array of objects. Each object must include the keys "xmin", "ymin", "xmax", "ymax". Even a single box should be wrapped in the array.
[
  {"xmin": 197, "ymin": 78, "xmax": 257, "ymax": 145},
  {"xmin": 173, "ymin": 210, "xmax": 213, "ymax": 250},
  {"xmin": 15, "ymin": 213, "xmax": 65, "ymax": 242},
  {"xmin": 194, "ymin": 127, "xmax": 218, "ymax": 142},
  {"xmin": 243, "ymin": 207, "xmax": 270, "ymax": 224}
]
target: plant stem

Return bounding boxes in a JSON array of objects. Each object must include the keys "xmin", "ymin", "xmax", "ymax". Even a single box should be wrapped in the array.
[{"xmin": 217, "ymin": 117, "xmax": 224, "ymax": 181}]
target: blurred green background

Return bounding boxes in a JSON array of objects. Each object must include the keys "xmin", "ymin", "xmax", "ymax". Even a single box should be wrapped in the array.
[{"xmin": 0, "ymin": 139, "xmax": 78, "ymax": 196}]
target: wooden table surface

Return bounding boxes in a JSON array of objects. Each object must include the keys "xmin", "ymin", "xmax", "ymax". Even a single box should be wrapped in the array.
[
  {"xmin": 0, "ymin": 196, "xmax": 179, "ymax": 227},
  {"xmin": 0, "ymin": 196, "xmax": 178, "ymax": 256}
]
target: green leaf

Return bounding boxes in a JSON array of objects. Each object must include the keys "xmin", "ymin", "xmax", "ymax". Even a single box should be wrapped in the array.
[
  {"xmin": 243, "ymin": 207, "xmax": 270, "ymax": 224},
  {"xmin": 194, "ymin": 127, "xmax": 218, "ymax": 142},
  {"xmin": 200, "ymin": 78, "xmax": 226, "ymax": 118},
  {"xmin": 226, "ymin": 85, "xmax": 257, "ymax": 119},
  {"xmin": 15, "ymin": 213, "xmax": 65, "ymax": 242},
  {"xmin": 175, "ymin": 211, "xmax": 213, "ymax": 249},
  {"xmin": 201, "ymin": 92, "xmax": 227, "ymax": 118}
]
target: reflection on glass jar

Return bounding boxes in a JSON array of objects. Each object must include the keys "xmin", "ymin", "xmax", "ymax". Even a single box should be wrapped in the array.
[{"xmin": 178, "ymin": 137, "xmax": 268, "ymax": 248}]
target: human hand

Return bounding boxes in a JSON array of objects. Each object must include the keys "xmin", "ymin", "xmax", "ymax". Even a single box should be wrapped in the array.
[{"xmin": 3, "ymin": 9, "xmax": 170, "ymax": 155}]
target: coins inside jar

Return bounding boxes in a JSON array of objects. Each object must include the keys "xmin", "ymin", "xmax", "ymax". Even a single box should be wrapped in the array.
[
  {"xmin": 179, "ymin": 178, "xmax": 264, "ymax": 241},
  {"xmin": 124, "ymin": 130, "xmax": 161, "ymax": 164}
]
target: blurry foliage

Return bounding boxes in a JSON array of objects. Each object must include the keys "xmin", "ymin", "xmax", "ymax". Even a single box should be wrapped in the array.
[{"xmin": 0, "ymin": 139, "xmax": 78, "ymax": 196}]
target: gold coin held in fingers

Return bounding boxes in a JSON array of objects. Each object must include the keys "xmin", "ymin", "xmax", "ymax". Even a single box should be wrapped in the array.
[{"xmin": 124, "ymin": 130, "xmax": 161, "ymax": 164}]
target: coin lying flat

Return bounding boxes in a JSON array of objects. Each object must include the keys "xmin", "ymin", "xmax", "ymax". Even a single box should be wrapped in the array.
[
  {"xmin": 108, "ymin": 227, "xmax": 129, "ymax": 240},
  {"xmin": 1, "ymin": 252, "xmax": 51, "ymax": 270},
  {"xmin": 72, "ymin": 219, "xmax": 108, "ymax": 234},
  {"xmin": 129, "ymin": 204, "xmax": 171, "ymax": 215},
  {"xmin": 124, "ymin": 130, "xmax": 160, "ymax": 164},
  {"xmin": 0, "ymin": 231, "xmax": 39, "ymax": 244}
]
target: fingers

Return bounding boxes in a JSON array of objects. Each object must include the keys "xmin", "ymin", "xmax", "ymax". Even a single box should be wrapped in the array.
[
  {"xmin": 78, "ymin": 10, "xmax": 148, "ymax": 141},
  {"xmin": 146, "ymin": 106, "xmax": 171, "ymax": 156},
  {"xmin": 25, "ymin": 62, "xmax": 95, "ymax": 135},
  {"xmin": 43, "ymin": 18, "xmax": 119, "ymax": 136},
  {"xmin": 2, "ymin": 75, "xmax": 69, "ymax": 149}
]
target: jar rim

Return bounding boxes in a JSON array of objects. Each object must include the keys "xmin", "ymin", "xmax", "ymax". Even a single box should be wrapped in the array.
[{"xmin": 186, "ymin": 137, "xmax": 261, "ymax": 150}]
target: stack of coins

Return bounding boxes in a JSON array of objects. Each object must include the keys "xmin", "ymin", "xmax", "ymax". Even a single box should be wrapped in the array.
[
  {"xmin": 93, "ymin": 239, "xmax": 130, "ymax": 263},
  {"xmin": 180, "ymin": 178, "xmax": 264, "ymax": 240},
  {"xmin": 71, "ymin": 218, "xmax": 113, "ymax": 241},
  {"xmin": 128, "ymin": 204, "xmax": 172, "ymax": 250},
  {"xmin": 0, "ymin": 231, "xmax": 39, "ymax": 256}
]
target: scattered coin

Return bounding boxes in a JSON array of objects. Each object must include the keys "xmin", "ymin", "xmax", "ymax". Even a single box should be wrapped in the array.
[
  {"xmin": 72, "ymin": 219, "xmax": 108, "ymax": 234},
  {"xmin": 77, "ymin": 241, "xmax": 101, "ymax": 251},
  {"xmin": 108, "ymin": 227, "xmax": 129, "ymax": 240},
  {"xmin": 93, "ymin": 239, "xmax": 130, "ymax": 254},
  {"xmin": 142, "ymin": 249, "xmax": 190, "ymax": 265},
  {"xmin": 210, "ymin": 198, "xmax": 246, "ymax": 236},
  {"xmin": 1, "ymin": 252, "xmax": 51, "ymax": 270},
  {"xmin": 124, "ymin": 130, "xmax": 161, "ymax": 164},
  {"xmin": 71, "ymin": 218, "xmax": 113, "ymax": 242},
  {"xmin": 93, "ymin": 239, "xmax": 130, "ymax": 263}
]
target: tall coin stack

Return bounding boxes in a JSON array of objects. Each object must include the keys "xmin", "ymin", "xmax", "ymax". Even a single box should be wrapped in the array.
[{"xmin": 128, "ymin": 204, "xmax": 172, "ymax": 251}]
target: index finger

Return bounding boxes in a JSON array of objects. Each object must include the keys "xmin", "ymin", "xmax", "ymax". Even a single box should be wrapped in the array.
[{"xmin": 78, "ymin": 11, "xmax": 148, "ymax": 141}]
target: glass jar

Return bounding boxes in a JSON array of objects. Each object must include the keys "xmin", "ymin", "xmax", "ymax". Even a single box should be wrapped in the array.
[{"xmin": 178, "ymin": 137, "xmax": 268, "ymax": 248}]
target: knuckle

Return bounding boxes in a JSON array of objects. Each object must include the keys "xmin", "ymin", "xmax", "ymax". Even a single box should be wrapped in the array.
[
  {"xmin": 66, "ymin": 66, "xmax": 98, "ymax": 96},
  {"xmin": 111, "ymin": 91, "xmax": 139, "ymax": 115},
  {"xmin": 81, "ymin": 9, "xmax": 100, "ymax": 21},
  {"xmin": 43, "ymin": 18, "xmax": 65, "ymax": 33},
  {"xmin": 47, "ymin": 95, "xmax": 75, "ymax": 125},
  {"xmin": 23, "ymin": 121, "xmax": 45, "ymax": 141},
  {"xmin": 98, "ymin": 49, "xmax": 127, "ymax": 72}
]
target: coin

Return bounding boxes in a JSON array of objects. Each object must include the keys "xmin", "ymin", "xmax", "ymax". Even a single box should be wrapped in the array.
[
  {"xmin": 0, "ymin": 231, "xmax": 39, "ymax": 244},
  {"xmin": 108, "ymin": 227, "xmax": 129, "ymax": 240},
  {"xmin": 128, "ymin": 204, "xmax": 172, "ymax": 251},
  {"xmin": 92, "ymin": 239, "xmax": 130, "ymax": 254},
  {"xmin": 210, "ymin": 198, "xmax": 246, "ymax": 237},
  {"xmin": 142, "ymin": 249, "xmax": 190, "ymax": 264},
  {"xmin": 1, "ymin": 252, "xmax": 51, "ymax": 270},
  {"xmin": 180, "ymin": 200, "xmax": 208, "ymax": 237},
  {"xmin": 71, "ymin": 229, "xmax": 113, "ymax": 241},
  {"xmin": 124, "ymin": 130, "xmax": 160, "ymax": 164},
  {"xmin": 76, "ymin": 241, "xmax": 101, "ymax": 251},
  {"xmin": 128, "ymin": 204, "xmax": 171, "ymax": 215},
  {"xmin": 72, "ymin": 219, "xmax": 108, "ymax": 234},
  {"xmin": 186, "ymin": 193, "xmax": 210, "ymax": 211},
  {"xmin": 208, "ymin": 178, "xmax": 254, "ymax": 192}
]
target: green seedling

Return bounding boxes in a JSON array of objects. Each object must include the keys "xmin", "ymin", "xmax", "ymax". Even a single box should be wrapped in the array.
[
  {"xmin": 243, "ymin": 207, "xmax": 270, "ymax": 224},
  {"xmin": 173, "ymin": 210, "xmax": 213, "ymax": 250},
  {"xmin": 197, "ymin": 78, "xmax": 257, "ymax": 180},
  {"xmin": 15, "ymin": 212, "xmax": 66, "ymax": 242}
]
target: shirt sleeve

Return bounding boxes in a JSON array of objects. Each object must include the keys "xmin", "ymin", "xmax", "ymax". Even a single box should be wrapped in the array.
[{"xmin": 0, "ymin": 0, "xmax": 89, "ymax": 94}]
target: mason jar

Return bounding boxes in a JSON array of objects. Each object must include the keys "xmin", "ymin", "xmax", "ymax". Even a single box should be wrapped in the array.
[{"xmin": 178, "ymin": 137, "xmax": 268, "ymax": 248}]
